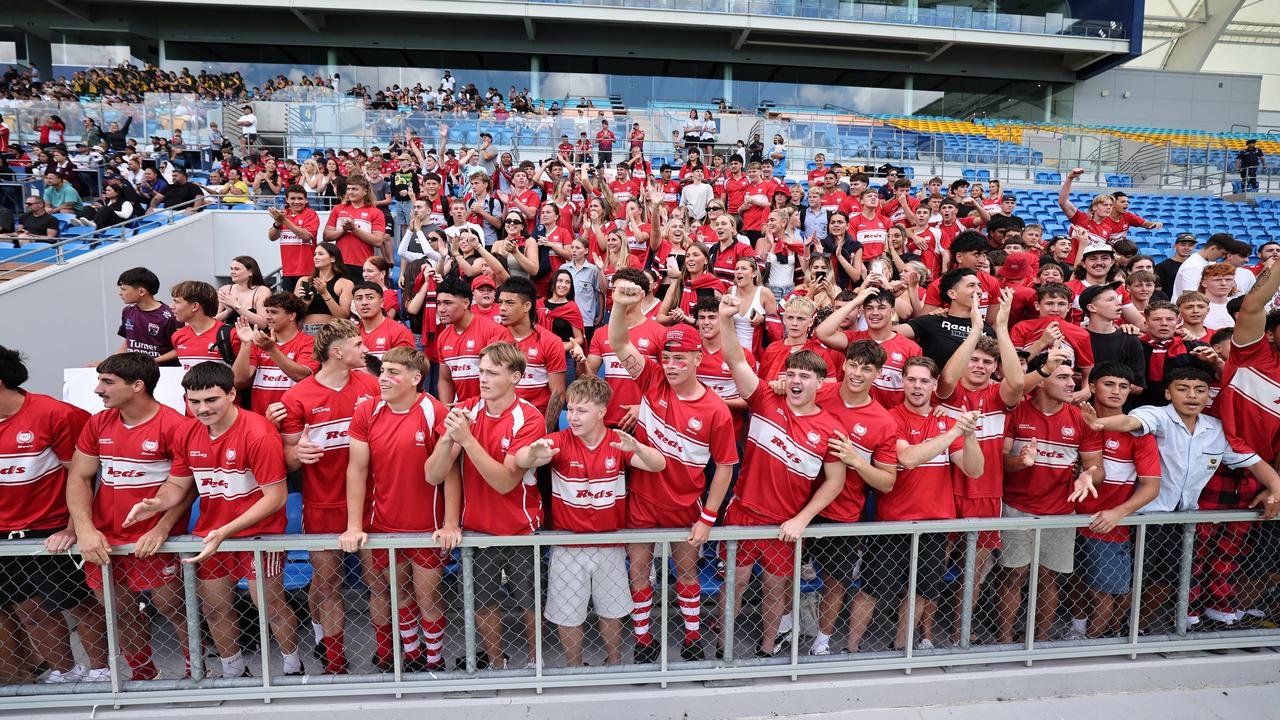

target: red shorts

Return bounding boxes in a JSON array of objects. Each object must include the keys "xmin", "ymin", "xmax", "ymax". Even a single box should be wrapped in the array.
[
  {"xmin": 367, "ymin": 526, "xmax": 448, "ymax": 571},
  {"xmin": 84, "ymin": 554, "xmax": 180, "ymax": 591},
  {"xmin": 196, "ymin": 550, "xmax": 284, "ymax": 582},
  {"xmin": 625, "ymin": 500, "xmax": 700, "ymax": 530},
  {"xmin": 954, "ymin": 496, "xmax": 1002, "ymax": 550},
  {"xmin": 303, "ymin": 505, "xmax": 347, "ymax": 534},
  {"xmin": 721, "ymin": 503, "xmax": 795, "ymax": 577}
]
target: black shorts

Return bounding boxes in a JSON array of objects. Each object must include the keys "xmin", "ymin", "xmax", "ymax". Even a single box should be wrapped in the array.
[
  {"xmin": 860, "ymin": 533, "xmax": 950, "ymax": 602},
  {"xmin": 807, "ymin": 517, "xmax": 863, "ymax": 587},
  {"xmin": 1141, "ymin": 522, "xmax": 1188, "ymax": 587},
  {"xmin": 0, "ymin": 529, "xmax": 92, "ymax": 611}
]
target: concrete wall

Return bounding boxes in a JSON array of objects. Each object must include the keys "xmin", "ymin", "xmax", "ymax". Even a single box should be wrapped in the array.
[
  {"xmin": 1072, "ymin": 68, "xmax": 1262, "ymax": 133},
  {"xmin": 0, "ymin": 208, "xmax": 326, "ymax": 396}
]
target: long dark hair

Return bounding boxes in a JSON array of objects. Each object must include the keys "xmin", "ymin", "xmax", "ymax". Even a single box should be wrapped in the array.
[
  {"xmin": 308, "ymin": 242, "xmax": 348, "ymax": 283},
  {"xmin": 549, "ymin": 268, "xmax": 576, "ymax": 302},
  {"xmin": 233, "ymin": 255, "xmax": 267, "ymax": 288}
]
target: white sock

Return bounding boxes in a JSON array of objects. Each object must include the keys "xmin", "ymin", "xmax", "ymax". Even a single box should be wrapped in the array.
[
  {"xmin": 282, "ymin": 650, "xmax": 302, "ymax": 674},
  {"xmin": 312, "ymin": 622, "xmax": 324, "ymax": 643},
  {"xmin": 220, "ymin": 651, "xmax": 245, "ymax": 678},
  {"xmin": 812, "ymin": 632, "xmax": 831, "ymax": 651},
  {"xmin": 1071, "ymin": 618, "xmax": 1087, "ymax": 633},
  {"xmin": 777, "ymin": 613, "xmax": 794, "ymax": 635}
]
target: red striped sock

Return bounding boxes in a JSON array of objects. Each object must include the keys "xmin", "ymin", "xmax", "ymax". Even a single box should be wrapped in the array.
[
  {"xmin": 399, "ymin": 604, "xmax": 423, "ymax": 658},
  {"xmin": 632, "ymin": 586, "xmax": 654, "ymax": 645},
  {"xmin": 676, "ymin": 581, "xmax": 702, "ymax": 642}
]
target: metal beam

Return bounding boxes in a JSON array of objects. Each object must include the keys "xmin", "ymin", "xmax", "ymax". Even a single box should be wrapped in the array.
[
  {"xmin": 523, "ymin": 17, "xmax": 535, "ymax": 41},
  {"xmin": 291, "ymin": 8, "xmax": 325, "ymax": 32},
  {"xmin": 732, "ymin": 28, "xmax": 750, "ymax": 50},
  {"xmin": 41, "ymin": 0, "xmax": 91, "ymax": 22},
  {"xmin": 1162, "ymin": 0, "xmax": 1247, "ymax": 71},
  {"xmin": 924, "ymin": 41, "xmax": 953, "ymax": 61}
]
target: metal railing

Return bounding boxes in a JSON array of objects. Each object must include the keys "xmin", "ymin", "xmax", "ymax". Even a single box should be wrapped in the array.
[{"xmin": 2, "ymin": 510, "xmax": 1275, "ymax": 710}]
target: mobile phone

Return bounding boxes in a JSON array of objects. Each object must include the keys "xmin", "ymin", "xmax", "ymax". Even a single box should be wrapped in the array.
[
  {"xmin": 676, "ymin": 254, "xmax": 687, "ymax": 271},
  {"xmin": 815, "ymin": 271, "xmax": 827, "ymax": 283}
]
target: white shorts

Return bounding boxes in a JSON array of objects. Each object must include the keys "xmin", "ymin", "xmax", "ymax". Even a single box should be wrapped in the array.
[
  {"xmin": 997, "ymin": 504, "xmax": 1075, "ymax": 574},
  {"xmin": 544, "ymin": 545, "xmax": 631, "ymax": 627}
]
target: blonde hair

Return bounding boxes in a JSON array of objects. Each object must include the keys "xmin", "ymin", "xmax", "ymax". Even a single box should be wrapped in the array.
[
  {"xmin": 479, "ymin": 341, "xmax": 526, "ymax": 375},
  {"xmin": 313, "ymin": 318, "xmax": 361, "ymax": 362},
  {"xmin": 381, "ymin": 346, "xmax": 426, "ymax": 375},
  {"xmin": 565, "ymin": 375, "xmax": 612, "ymax": 408},
  {"xmin": 1089, "ymin": 194, "xmax": 1115, "ymax": 213},
  {"xmin": 785, "ymin": 296, "xmax": 817, "ymax": 316}
]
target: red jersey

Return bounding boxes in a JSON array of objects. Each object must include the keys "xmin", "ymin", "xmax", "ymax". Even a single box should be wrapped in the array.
[
  {"xmin": 278, "ymin": 207, "xmax": 320, "ymax": 277},
  {"xmin": 813, "ymin": 385, "xmax": 898, "ymax": 522},
  {"xmin": 841, "ymin": 331, "xmax": 921, "ymax": 407},
  {"xmin": 1076, "ymin": 430, "xmax": 1159, "ymax": 542},
  {"xmin": 544, "ymin": 429, "xmax": 630, "ymax": 534},
  {"xmin": 880, "ymin": 195, "xmax": 919, "ymax": 227},
  {"xmin": 1003, "ymin": 401, "xmax": 1101, "ymax": 516},
  {"xmin": 709, "ymin": 241, "xmax": 758, "ymax": 286},
  {"xmin": 326, "ymin": 203, "xmax": 385, "ymax": 266},
  {"xmin": 172, "ymin": 321, "xmax": 240, "ymax": 373},
  {"xmin": 723, "ymin": 175, "xmax": 750, "ymax": 214},
  {"xmin": 247, "ymin": 331, "xmax": 318, "ymax": 414},
  {"xmin": 422, "ymin": 194, "xmax": 446, "ymax": 227},
  {"xmin": 609, "ymin": 179, "xmax": 642, "ymax": 205},
  {"xmin": 823, "ymin": 191, "xmax": 848, "ymax": 212},
  {"xmin": 759, "ymin": 339, "xmax": 844, "ymax": 385},
  {"xmin": 281, "ymin": 372, "xmax": 379, "ymax": 511},
  {"xmin": 1009, "ymin": 317, "xmax": 1095, "ymax": 369},
  {"xmin": 509, "ymin": 325, "xmax": 567, "ymax": 414},
  {"xmin": 587, "ymin": 319, "xmax": 666, "ymax": 427},
  {"xmin": 1066, "ymin": 210, "xmax": 1114, "ymax": 264},
  {"xmin": 741, "ymin": 183, "xmax": 772, "ymax": 231},
  {"xmin": 657, "ymin": 178, "xmax": 682, "ymax": 211},
  {"xmin": 596, "ymin": 129, "xmax": 615, "ymax": 150},
  {"xmin": 630, "ymin": 360, "xmax": 738, "ymax": 512},
  {"xmin": 879, "ymin": 405, "xmax": 963, "ymax": 521},
  {"xmin": 936, "ymin": 382, "xmax": 1012, "ymax": 499},
  {"xmin": 848, "ymin": 212, "xmax": 891, "ymax": 260},
  {"xmin": 348, "ymin": 393, "xmax": 447, "ymax": 532},
  {"xmin": 734, "ymin": 384, "xmax": 842, "ymax": 524},
  {"xmin": 807, "ymin": 167, "xmax": 828, "ymax": 185},
  {"xmin": 696, "ymin": 345, "xmax": 756, "ymax": 438},
  {"xmin": 1105, "ymin": 212, "xmax": 1148, "ymax": 245},
  {"xmin": 507, "ymin": 189, "xmax": 541, "ymax": 218},
  {"xmin": 77, "ymin": 405, "xmax": 190, "ymax": 544},
  {"xmin": 436, "ymin": 315, "xmax": 509, "ymax": 404},
  {"xmin": 935, "ymin": 216, "xmax": 983, "ymax": 252},
  {"xmin": 171, "ymin": 409, "xmax": 287, "ymax": 538},
  {"xmin": 360, "ymin": 316, "xmax": 415, "ymax": 360},
  {"xmin": 924, "ymin": 270, "xmax": 1002, "ymax": 314},
  {"xmin": 456, "ymin": 396, "xmax": 545, "ymax": 535},
  {"xmin": 1213, "ymin": 335, "xmax": 1280, "ymax": 463},
  {"xmin": 0, "ymin": 393, "xmax": 89, "ymax": 531}
]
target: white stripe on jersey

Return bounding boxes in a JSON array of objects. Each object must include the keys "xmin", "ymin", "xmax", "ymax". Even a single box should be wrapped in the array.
[
  {"xmin": 638, "ymin": 400, "xmax": 711, "ymax": 468},
  {"xmin": 1102, "ymin": 456, "xmax": 1137, "ymax": 485},
  {"xmin": 1009, "ymin": 438, "xmax": 1078, "ymax": 469},
  {"xmin": 446, "ymin": 355, "xmax": 481, "ymax": 381},
  {"xmin": 697, "ymin": 375, "xmax": 739, "ymax": 401},
  {"xmin": 551, "ymin": 470, "xmax": 626, "ymax": 511},
  {"xmin": 0, "ymin": 448, "xmax": 63, "ymax": 487},
  {"xmin": 600, "ymin": 353, "xmax": 631, "ymax": 380},
  {"xmin": 874, "ymin": 365, "xmax": 904, "ymax": 392},
  {"xmin": 936, "ymin": 403, "xmax": 1006, "ymax": 441},
  {"xmin": 98, "ymin": 455, "xmax": 171, "ymax": 489},
  {"xmin": 253, "ymin": 367, "xmax": 295, "ymax": 391},
  {"xmin": 1227, "ymin": 367, "xmax": 1280, "ymax": 420},
  {"xmin": 518, "ymin": 364, "xmax": 550, "ymax": 388},
  {"xmin": 306, "ymin": 418, "xmax": 353, "ymax": 451},
  {"xmin": 194, "ymin": 468, "xmax": 262, "ymax": 500},
  {"xmin": 746, "ymin": 415, "xmax": 822, "ymax": 478}
]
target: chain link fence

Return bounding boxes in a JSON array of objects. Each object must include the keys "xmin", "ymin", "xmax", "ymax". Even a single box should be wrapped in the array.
[{"xmin": 1, "ymin": 512, "xmax": 1278, "ymax": 708}]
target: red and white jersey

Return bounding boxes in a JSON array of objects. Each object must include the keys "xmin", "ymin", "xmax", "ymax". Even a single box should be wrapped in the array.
[
  {"xmin": 422, "ymin": 194, "xmax": 446, "ymax": 227},
  {"xmin": 758, "ymin": 339, "xmax": 844, "ymax": 386},
  {"xmin": 935, "ymin": 216, "xmax": 983, "ymax": 252},
  {"xmin": 278, "ymin": 207, "xmax": 320, "ymax": 277},
  {"xmin": 1213, "ymin": 335, "xmax": 1280, "ymax": 463},
  {"xmin": 172, "ymin": 321, "xmax": 239, "ymax": 372},
  {"xmin": 722, "ymin": 175, "xmax": 750, "ymax": 214},
  {"xmin": 840, "ymin": 331, "xmax": 921, "ymax": 407},
  {"xmin": 507, "ymin": 189, "xmax": 541, "ymax": 217},
  {"xmin": 281, "ymin": 372, "xmax": 379, "ymax": 511},
  {"xmin": 848, "ymin": 212, "xmax": 891, "ymax": 260},
  {"xmin": 609, "ymin": 179, "xmax": 642, "ymax": 205},
  {"xmin": 360, "ymin": 317, "xmax": 415, "ymax": 361},
  {"xmin": 1105, "ymin": 212, "xmax": 1148, "ymax": 245},
  {"xmin": 587, "ymin": 319, "xmax": 666, "ymax": 427},
  {"xmin": 936, "ymin": 382, "xmax": 1012, "ymax": 500},
  {"xmin": 1004, "ymin": 401, "xmax": 1101, "ymax": 516},
  {"xmin": 509, "ymin": 325, "xmax": 566, "ymax": 415},
  {"xmin": 657, "ymin": 178, "xmax": 681, "ymax": 210},
  {"xmin": 623, "ymin": 221, "xmax": 654, "ymax": 266},
  {"xmin": 171, "ymin": 409, "xmax": 286, "ymax": 538},
  {"xmin": 544, "ymin": 429, "xmax": 630, "ymax": 534},
  {"xmin": 734, "ymin": 384, "xmax": 842, "ymax": 524},
  {"xmin": 326, "ymin": 203, "xmax": 386, "ymax": 266},
  {"xmin": 456, "ymin": 396, "xmax": 545, "ymax": 535},
  {"xmin": 1009, "ymin": 316, "xmax": 1095, "ymax": 368},
  {"xmin": 879, "ymin": 405, "xmax": 962, "ymax": 521},
  {"xmin": 247, "ymin": 331, "xmax": 318, "ymax": 415},
  {"xmin": 348, "ymin": 393, "xmax": 447, "ymax": 532},
  {"xmin": 924, "ymin": 271, "xmax": 1002, "ymax": 314},
  {"xmin": 1066, "ymin": 210, "xmax": 1114, "ymax": 265},
  {"xmin": 813, "ymin": 385, "xmax": 898, "ymax": 522},
  {"xmin": 77, "ymin": 405, "xmax": 190, "ymax": 544},
  {"xmin": 696, "ymin": 345, "xmax": 755, "ymax": 437},
  {"xmin": 741, "ymin": 183, "xmax": 772, "ymax": 231},
  {"xmin": 629, "ymin": 360, "xmax": 738, "ymax": 514},
  {"xmin": 436, "ymin": 315, "xmax": 509, "ymax": 404},
  {"xmin": 879, "ymin": 195, "xmax": 919, "ymax": 227},
  {"xmin": 1076, "ymin": 430, "xmax": 1159, "ymax": 542},
  {"xmin": 0, "ymin": 393, "xmax": 89, "ymax": 532}
]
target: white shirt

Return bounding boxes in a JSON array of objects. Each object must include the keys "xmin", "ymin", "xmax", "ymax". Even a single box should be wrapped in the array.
[
  {"xmin": 1130, "ymin": 404, "xmax": 1260, "ymax": 512},
  {"xmin": 1170, "ymin": 253, "xmax": 1212, "ymax": 302},
  {"xmin": 238, "ymin": 113, "xmax": 258, "ymax": 135},
  {"xmin": 1235, "ymin": 267, "xmax": 1256, "ymax": 295}
]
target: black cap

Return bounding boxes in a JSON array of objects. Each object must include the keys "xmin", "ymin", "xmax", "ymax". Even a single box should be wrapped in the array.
[
  {"xmin": 1174, "ymin": 233, "xmax": 1197, "ymax": 244},
  {"xmin": 1001, "ymin": 192, "xmax": 1016, "ymax": 201},
  {"xmin": 1077, "ymin": 281, "xmax": 1123, "ymax": 314}
]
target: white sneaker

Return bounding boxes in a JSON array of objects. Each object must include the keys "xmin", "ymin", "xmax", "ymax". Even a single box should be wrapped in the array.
[
  {"xmin": 43, "ymin": 664, "xmax": 86, "ymax": 683},
  {"xmin": 808, "ymin": 644, "xmax": 830, "ymax": 656},
  {"xmin": 915, "ymin": 638, "xmax": 935, "ymax": 651},
  {"xmin": 1061, "ymin": 627, "xmax": 1088, "ymax": 641},
  {"xmin": 84, "ymin": 667, "xmax": 112, "ymax": 682}
]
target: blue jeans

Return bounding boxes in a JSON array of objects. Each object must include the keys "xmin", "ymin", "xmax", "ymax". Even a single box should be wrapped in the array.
[{"xmin": 393, "ymin": 199, "xmax": 413, "ymax": 241}]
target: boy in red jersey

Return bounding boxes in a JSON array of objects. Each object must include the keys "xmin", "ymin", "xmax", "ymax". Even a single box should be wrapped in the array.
[
  {"xmin": 267, "ymin": 185, "xmax": 319, "ymax": 293},
  {"xmin": 740, "ymin": 162, "xmax": 772, "ymax": 241},
  {"xmin": 1066, "ymin": 362, "xmax": 1160, "ymax": 639},
  {"xmin": 340, "ymin": 347, "xmax": 461, "ymax": 673},
  {"xmin": 847, "ymin": 189, "xmax": 892, "ymax": 260},
  {"xmin": 515, "ymin": 376, "xmax": 667, "ymax": 667},
  {"xmin": 758, "ymin": 296, "xmax": 841, "ymax": 384},
  {"xmin": 434, "ymin": 275, "xmax": 509, "ymax": 406},
  {"xmin": 880, "ymin": 357, "xmax": 982, "ymax": 651},
  {"xmin": 231, "ymin": 292, "xmax": 317, "ymax": 415},
  {"xmin": 323, "ymin": 175, "xmax": 386, "ymax": 275},
  {"xmin": 996, "ymin": 354, "xmax": 1102, "ymax": 644},
  {"xmin": 693, "ymin": 297, "xmax": 755, "ymax": 438},
  {"xmin": 716, "ymin": 293, "xmax": 848, "ymax": 658},
  {"xmin": 497, "ymin": 277, "xmax": 567, "ymax": 426},
  {"xmin": 64, "ymin": 353, "xmax": 192, "ymax": 681},
  {"xmin": 608, "ymin": 282, "xmax": 738, "ymax": 662},
  {"xmin": 427, "ymin": 342, "xmax": 545, "ymax": 669},
  {"xmin": 935, "ymin": 288, "xmax": 1025, "ymax": 643},
  {"xmin": 352, "ymin": 281, "xmax": 414, "ymax": 362},
  {"xmin": 170, "ymin": 281, "xmax": 239, "ymax": 373},
  {"xmin": 587, "ymin": 268, "xmax": 666, "ymax": 432},
  {"xmin": 815, "ymin": 287, "xmax": 922, "ymax": 407},
  {"xmin": 124, "ymin": 362, "xmax": 302, "ymax": 679},
  {"xmin": 279, "ymin": 320, "xmax": 378, "ymax": 674},
  {"xmin": 1009, "ymin": 283, "xmax": 1094, "ymax": 389},
  {"xmin": 2, "ymin": 346, "xmax": 108, "ymax": 684}
]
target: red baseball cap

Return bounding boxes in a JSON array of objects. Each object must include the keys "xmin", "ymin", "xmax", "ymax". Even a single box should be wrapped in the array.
[
  {"xmin": 471, "ymin": 275, "xmax": 496, "ymax": 290},
  {"xmin": 1000, "ymin": 251, "xmax": 1038, "ymax": 281},
  {"xmin": 663, "ymin": 326, "xmax": 703, "ymax": 353}
]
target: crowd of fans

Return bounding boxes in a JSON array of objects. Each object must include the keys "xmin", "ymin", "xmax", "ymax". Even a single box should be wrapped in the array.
[{"xmin": 3, "ymin": 118, "xmax": 1280, "ymax": 684}]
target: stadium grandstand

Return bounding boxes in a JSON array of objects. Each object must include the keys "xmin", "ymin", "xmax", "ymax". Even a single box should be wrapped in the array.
[{"xmin": 2, "ymin": 0, "xmax": 1280, "ymax": 717}]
